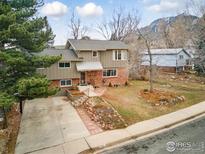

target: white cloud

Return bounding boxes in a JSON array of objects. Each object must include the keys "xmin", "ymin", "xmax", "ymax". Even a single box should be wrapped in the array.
[
  {"xmin": 146, "ymin": 0, "xmax": 183, "ymax": 13},
  {"xmin": 76, "ymin": 2, "xmax": 103, "ymax": 17},
  {"xmin": 41, "ymin": 1, "xmax": 68, "ymax": 17}
]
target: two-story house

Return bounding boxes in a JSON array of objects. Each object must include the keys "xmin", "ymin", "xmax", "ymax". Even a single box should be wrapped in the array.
[{"xmin": 37, "ymin": 39, "xmax": 129, "ymax": 88}]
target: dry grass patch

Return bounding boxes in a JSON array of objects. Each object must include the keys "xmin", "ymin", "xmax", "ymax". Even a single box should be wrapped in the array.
[{"xmin": 102, "ymin": 76, "xmax": 205, "ymax": 125}]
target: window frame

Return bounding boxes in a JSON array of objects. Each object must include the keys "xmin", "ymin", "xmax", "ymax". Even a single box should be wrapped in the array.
[
  {"xmin": 60, "ymin": 79, "xmax": 72, "ymax": 87},
  {"xmin": 103, "ymin": 69, "xmax": 117, "ymax": 78},
  {"xmin": 92, "ymin": 51, "xmax": 98, "ymax": 57},
  {"xmin": 179, "ymin": 55, "xmax": 184, "ymax": 60},
  {"xmin": 113, "ymin": 50, "xmax": 127, "ymax": 61},
  {"xmin": 58, "ymin": 62, "xmax": 71, "ymax": 69}
]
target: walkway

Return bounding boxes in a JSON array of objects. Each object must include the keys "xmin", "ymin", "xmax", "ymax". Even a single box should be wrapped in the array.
[
  {"xmin": 76, "ymin": 108, "xmax": 103, "ymax": 135},
  {"xmin": 15, "ymin": 97, "xmax": 90, "ymax": 154},
  {"xmin": 78, "ymin": 85, "xmax": 106, "ymax": 97}
]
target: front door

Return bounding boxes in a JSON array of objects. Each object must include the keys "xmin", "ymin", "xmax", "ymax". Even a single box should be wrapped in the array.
[{"xmin": 80, "ymin": 72, "xmax": 86, "ymax": 85}]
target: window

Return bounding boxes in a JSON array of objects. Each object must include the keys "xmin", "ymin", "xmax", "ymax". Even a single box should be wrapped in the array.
[
  {"xmin": 103, "ymin": 69, "xmax": 117, "ymax": 77},
  {"xmin": 92, "ymin": 51, "xmax": 98, "ymax": 57},
  {"xmin": 59, "ymin": 62, "xmax": 70, "ymax": 68},
  {"xmin": 60, "ymin": 80, "xmax": 72, "ymax": 87},
  {"xmin": 113, "ymin": 50, "xmax": 127, "ymax": 60},
  {"xmin": 179, "ymin": 55, "xmax": 184, "ymax": 59}
]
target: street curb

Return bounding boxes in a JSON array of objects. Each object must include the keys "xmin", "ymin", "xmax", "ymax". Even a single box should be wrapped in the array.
[{"xmin": 81, "ymin": 101, "xmax": 205, "ymax": 153}]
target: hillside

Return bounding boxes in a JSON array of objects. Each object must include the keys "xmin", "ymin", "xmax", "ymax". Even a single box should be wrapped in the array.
[{"xmin": 139, "ymin": 14, "xmax": 199, "ymax": 48}]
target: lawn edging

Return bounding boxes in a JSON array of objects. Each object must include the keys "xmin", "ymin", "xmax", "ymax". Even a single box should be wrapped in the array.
[{"xmin": 82, "ymin": 101, "xmax": 205, "ymax": 152}]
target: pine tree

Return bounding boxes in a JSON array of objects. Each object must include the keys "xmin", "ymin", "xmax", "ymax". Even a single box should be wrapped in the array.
[{"xmin": 0, "ymin": 0, "xmax": 60, "ymax": 109}]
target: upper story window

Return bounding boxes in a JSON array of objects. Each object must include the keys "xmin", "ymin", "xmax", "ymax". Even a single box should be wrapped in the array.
[
  {"xmin": 59, "ymin": 62, "xmax": 71, "ymax": 68},
  {"xmin": 92, "ymin": 51, "xmax": 98, "ymax": 57},
  {"xmin": 179, "ymin": 55, "xmax": 184, "ymax": 59},
  {"xmin": 113, "ymin": 50, "xmax": 127, "ymax": 60}
]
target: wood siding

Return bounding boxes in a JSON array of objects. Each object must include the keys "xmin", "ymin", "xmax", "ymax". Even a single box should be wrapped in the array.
[
  {"xmin": 78, "ymin": 51, "xmax": 100, "ymax": 62},
  {"xmin": 37, "ymin": 61, "xmax": 80, "ymax": 80},
  {"xmin": 100, "ymin": 50, "xmax": 128, "ymax": 68}
]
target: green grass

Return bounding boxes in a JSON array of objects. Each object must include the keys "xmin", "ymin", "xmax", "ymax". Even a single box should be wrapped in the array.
[{"xmin": 102, "ymin": 77, "xmax": 205, "ymax": 125}]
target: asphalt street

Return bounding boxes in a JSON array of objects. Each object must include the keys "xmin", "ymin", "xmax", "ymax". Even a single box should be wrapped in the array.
[{"xmin": 101, "ymin": 116, "xmax": 205, "ymax": 154}]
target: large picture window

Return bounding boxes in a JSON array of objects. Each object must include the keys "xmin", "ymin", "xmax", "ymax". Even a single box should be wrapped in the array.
[
  {"xmin": 59, "ymin": 62, "xmax": 70, "ymax": 68},
  {"xmin": 60, "ymin": 80, "xmax": 72, "ymax": 87},
  {"xmin": 103, "ymin": 69, "xmax": 117, "ymax": 77}
]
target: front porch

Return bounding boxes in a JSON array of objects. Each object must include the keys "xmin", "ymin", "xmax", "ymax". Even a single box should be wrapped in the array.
[{"xmin": 76, "ymin": 61, "xmax": 104, "ymax": 87}]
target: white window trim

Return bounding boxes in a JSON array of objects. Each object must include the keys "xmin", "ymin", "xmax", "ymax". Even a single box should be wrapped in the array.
[
  {"xmin": 113, "ymin": 50, "xmax": 127, "ymax": 61},
  {"xmin": 60, "ymin": 79, "xmax": 72, "ymax": 87},
  {"xmin": 102, "ymin": 69, "xmax": 118, "ymax": 78},
  {"xmin": 92, "ymin": 51, "xmax": 98, "ymax": 57},
  {"xmin": 58, "ymin": 62, "xmax": 71, "ymax": 69}
]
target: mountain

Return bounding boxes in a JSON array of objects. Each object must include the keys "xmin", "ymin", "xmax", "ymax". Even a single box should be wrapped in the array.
[{"xmin": 139, "ymin": 14, "xmax": 199, "ymax": 48}]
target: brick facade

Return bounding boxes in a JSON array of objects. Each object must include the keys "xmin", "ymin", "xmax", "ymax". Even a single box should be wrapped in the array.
[
  {"xmin": 102, "ymin": 67, "xmax": 129, "ymax": 86},
  {"xmin": 51, "ymin": 67, "xmax": 128, "ymax": 88},
  {"xmin": 86, "ymin": 71, "xmax": 103, "ymax": 87},
  {"xmin": 51, "ymin": 78, "xmax": 80, "ymax": 89}
]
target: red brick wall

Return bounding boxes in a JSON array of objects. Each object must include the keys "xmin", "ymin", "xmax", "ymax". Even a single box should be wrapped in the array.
[
  {"xmin": 103, "ymin": 67, "xmax": 128, "ymax": 86},
  {"xmin": 51, "ymin": 78, "xmax": 80, "ymax": 89},
  {"xmin": 86, "ymin": 71, "xmax": 103, "ymax": 87}
]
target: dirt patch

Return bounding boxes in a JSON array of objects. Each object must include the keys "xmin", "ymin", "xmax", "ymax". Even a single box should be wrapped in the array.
[
  {"xmin": 0, "ymin": 104, "xmax": 21, "ymax": 154},
  {"xmin": 140, "ymin": 89, "xmax": 185, "ymax": 106},
  {"xmin": 82, "ymin": 97, "xmax": 127, "ymax": 130}
]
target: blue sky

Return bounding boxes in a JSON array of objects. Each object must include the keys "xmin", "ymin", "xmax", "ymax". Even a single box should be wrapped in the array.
[{"xmin": 39, "ymin": 0, "xmax": 202, "ymax": 45}]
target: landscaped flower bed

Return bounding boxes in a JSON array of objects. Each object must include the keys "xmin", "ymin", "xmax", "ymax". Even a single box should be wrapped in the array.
[
  {"xmin": 140, "ymin": 89, "xmax": 185, "ymax": 106},
  {"xmin": 82, "ymin": 97, "xmax": 127, "ymax": 130}
]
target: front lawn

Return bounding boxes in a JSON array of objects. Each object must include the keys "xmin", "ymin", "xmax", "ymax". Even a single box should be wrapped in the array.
[{"xmin": 102, "ymin": 75, "xmax": 205, "ymax": 125}]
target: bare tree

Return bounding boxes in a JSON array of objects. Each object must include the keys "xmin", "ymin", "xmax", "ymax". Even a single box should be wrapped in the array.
[
  {"xmin": 68, "ymin": 12, "xmax": 88, "ymax": 39},
  {"xmin": 137, "ymin": 29, "xmax": 154, "ymax": 92},
  {"xmin": 97, "ymin": 8, "xmax": 140, "ymax": 41}
]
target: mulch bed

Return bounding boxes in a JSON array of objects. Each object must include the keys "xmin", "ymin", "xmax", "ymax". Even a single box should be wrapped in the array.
[
  {"xmin": 82, "ymin": 97, "xmax": 127, "ymax": 130},
  {"xmin": 0, "ymin": 104, "xmax": 21, "ymax": 154},
  {"xmin": 140, "ymin": 89, "xmax": 185, "ymax": 106}
]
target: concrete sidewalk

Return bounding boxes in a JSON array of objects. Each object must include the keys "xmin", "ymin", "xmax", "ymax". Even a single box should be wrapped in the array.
[
  {"xmin": 15, "ymin": 99, "xmax": 205, "ymax": 154},
  {"xmin": 84, "ymin": 101, "xmax": 205, "ymax": 151}
]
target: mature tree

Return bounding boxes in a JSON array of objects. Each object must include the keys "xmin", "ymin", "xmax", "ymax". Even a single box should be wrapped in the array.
[
  {"xmin": 137, "ymin": 29, "xmax": 154, "ymax": 92},
  {"xmin": 0, "ymin": 0, "xmax": 60, "ymax": 110},
  {"xmin": 97, "ymin": 8, "xmax": 140, "ymax": 41},
  {"xmin": 194, "ymin": 15, "xmax": 205, "ymax": 75},
  {"xmin": 186, "ymin": 0, "xmax": 205, "ymax": 75},
  {"xmin": 68, "ymin": 11, "xmax": 88, "ymax": 39}
]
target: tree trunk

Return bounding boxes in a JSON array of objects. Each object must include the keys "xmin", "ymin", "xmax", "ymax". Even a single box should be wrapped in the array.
[
  {"xmin": 145, "ymin": 40, "xmax": 154, "ymax": 92},
  {"xmin": 19, "ymin": 99, "xmax": 23, "ymax": 114},
  {"xmin": 3, "ymin": 108, "xmax": 8, "ymax": 129}
]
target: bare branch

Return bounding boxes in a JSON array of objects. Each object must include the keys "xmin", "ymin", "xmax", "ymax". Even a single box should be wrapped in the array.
[{"xmin": 68, "ymin": 11, "xmax": 88, "ymax": 39}]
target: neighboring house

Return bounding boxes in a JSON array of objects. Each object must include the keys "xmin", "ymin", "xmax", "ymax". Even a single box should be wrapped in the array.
[
  {"xmin": 37, "ymin": 39, "xmax": 129, "ymax": 88},
  {"xmin": 141, "ymin": 48, "xmax": 192, "ymax": 72}
]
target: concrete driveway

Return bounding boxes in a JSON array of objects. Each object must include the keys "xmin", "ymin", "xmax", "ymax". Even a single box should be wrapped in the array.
[{"xmin": 15, "ymin": 97, "xmax": 90, "ymax": 154}]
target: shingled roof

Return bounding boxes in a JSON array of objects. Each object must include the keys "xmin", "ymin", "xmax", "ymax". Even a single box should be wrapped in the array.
[
  {"xmin": 143, "ymin": 48, "xmax": 191, "ymax": 57},
  {"xmin": 38, "ymin": 48, "xmax": 82, "ymax": 61},
  {"xmin": 67, "ymin": 39, "xmax": 129, "ymax": 51}
]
